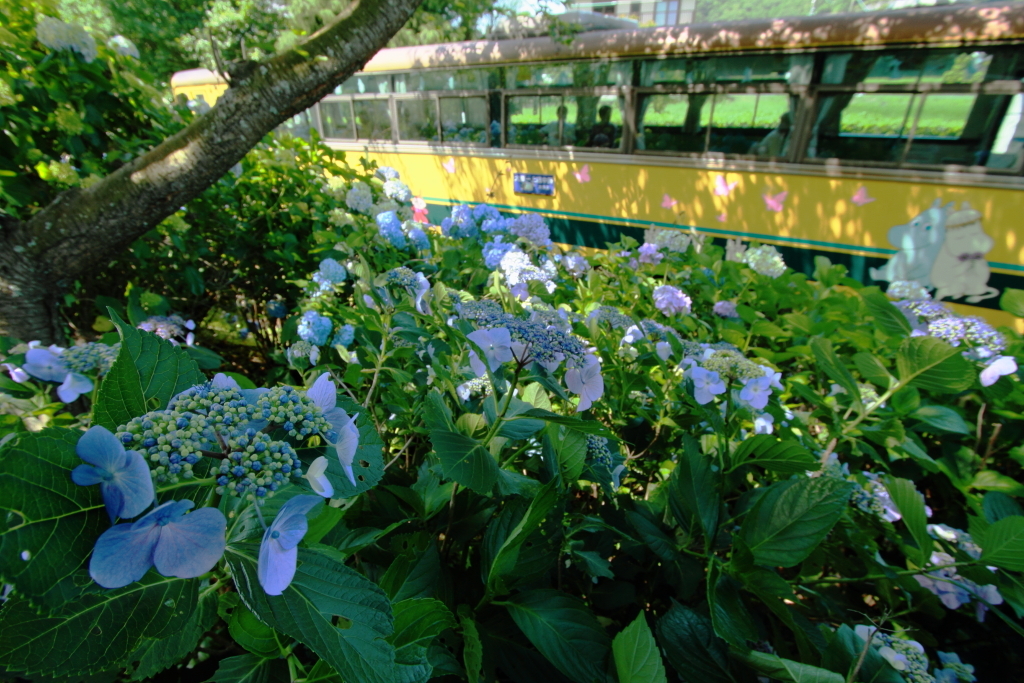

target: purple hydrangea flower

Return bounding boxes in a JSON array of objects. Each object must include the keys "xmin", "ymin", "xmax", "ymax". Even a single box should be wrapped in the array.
[
  {"xmin": 467, "ymin": 328, "xmax": 514, "ymax": 377},
  {"xmin": 653, "ymin": 285, "xmax": 691, "ymax": 316},
  {"xmin": 483, "ymin": 236, "xmax": 516, "ymax": 270},
  {"xmin": 691, "ymin": 366, "xmax": 726, "ymax": 405},
  {"xmin": 89, "ymin": 499, "xmax": 226, "ymax": 588},
  {"xmin": 564, "ymin": 354, "xmax": 604, "ymax": 413},
  {"xmin": 258, "ymin": 494, "xmax": 323, "ymax": 595},
  {"xmin": 713, "ymin": 300, "xmax": 739, "ymax": 318},
  {"xmin": 739, "ymin": 375, "xmax": 773, "ymax": 410},
  {"xmin": 638, "ymin": 243, "xmax": 664, "ymax": 265},
  {"xmin": 72, "ymin": 426, "xmax": 155, "ymax": 521}
]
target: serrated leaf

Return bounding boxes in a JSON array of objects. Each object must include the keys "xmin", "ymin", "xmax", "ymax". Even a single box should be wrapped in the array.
[
  {"xmin": 740, "ymin": 477, "xmax": 854, "ymax": 568},
  {"xmin": 0, "ymin": 428, "xmax": 107, "ymax": 605},
  {"xmin": 379, "ymin": 539, "xmax": 442, "ymax": 602},
  {"xmin": 811, "ymin": 337, "xmax": 862, "ymax": 412},
  {"xmin": 612, "ymin": 612, "xmax": 666, "ymax": 683},
  {"xmin": 886, "ymin": 477, "xmax": 932, "ymax": 565},
  {"xmin": 226, "ymin": 545, "xmax": 396, "ymax": 683},
  {"xmin": 543, "ymin": 425, "xmax": 587, "ymax": 481},
  {"xmin": 895, "ymin": 336, "xmax": 975, "ymax": 394},
  {"xmin": 502, "ymin": 589, "xmax": 610, "ymax": 683},
  {"xmin": 909, "ymin": 405, "xmax": 970, "ymax": 435},
  {"xmin": 488, "ymin": 480, "xmax": 560, "ymax": 595},
  {"xmin": 229, "ymin": 603, "xmax": 281, "ymax": 658},
  {"xmin": 655, "ymin": 601, "xmax": 732, "ymax": 683},
  {"xmin": 708, "ymin": 569, "xmax": 758, "ymax": 649},
  {"xmin": 0, "ymin": 575, "xmax": 196, "ymax": 677},
  {"xmin": 983, "ymin": 492, "xmax": 1024, "ymax": 523},
  {"xmin": 737, "ymin": 651, "xmax": 844, "ymax": 683},
  {"xmin": 458, "ymin": 607, "xmax": 484, "ymax": 683},
  {"xmin": 668, "ymin": 435, "xmax": 719, "ymax": 544},
  {"xmin": 128, "ymin": 588, "xmax": 218, "ymax": 680},
  {"xmin": 971, "ymin": 470, "xmax": 1024, "ymax": 497},
  {"xmin": 1000, "ymin": 288, "xmax": 1024, "ymax": 318},
  {"xmin": 732, "ymin": 434, "xmax": 818, "ymax": 474},
  {"xmin": 205, "ymin": 653, "xmax": 289, "ymax": 683},
  {"xmin": 391, "ymin": 598, "xmax": 457, "ymax": 681},
  {"xmin": 429, "ymin": 429, "xmax": 498, "ymax": 495},
  {"xmin": 93, "ymin": 310, "xmax": 206, "ymax": 430},
  {"xmin": 853, "ymin": 352, "xmax": 893, "ymax": 388},
  {"xmin": 422, "ymin": 391, "xmax": 454, "ymax": 432},
  {"xmin": 861, "ymin": 288, "xmax": 912, "ymax": 337},
  {"xmin": 981, "ymin": 516, "xmax": 1024, "ymax": 571}
]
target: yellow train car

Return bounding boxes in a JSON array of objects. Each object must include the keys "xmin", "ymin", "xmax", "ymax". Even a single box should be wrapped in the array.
[{"xmin": 172, "ymin": 2, "xmax": 1024, "ymax": 329}]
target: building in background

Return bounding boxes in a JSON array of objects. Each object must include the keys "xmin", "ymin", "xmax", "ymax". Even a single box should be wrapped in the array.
[{"xmin": 567, "ymin": 0, "xmax": 696, "ymax": 26}]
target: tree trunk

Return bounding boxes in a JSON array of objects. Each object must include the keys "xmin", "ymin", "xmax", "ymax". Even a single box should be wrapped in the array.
[{"xmin": 0, "ymin": 0, "xmax": 423, "ymax": 344}]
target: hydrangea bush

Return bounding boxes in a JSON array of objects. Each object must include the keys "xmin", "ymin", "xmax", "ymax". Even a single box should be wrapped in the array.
[{"xmin": 2, "ymin": 182, "xmax": 1024, "ymax": 683}]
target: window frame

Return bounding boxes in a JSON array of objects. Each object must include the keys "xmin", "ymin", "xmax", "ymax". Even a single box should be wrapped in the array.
[{"xmin": 503, "ymin": 86, "xmax": 633, "ymax": 153}]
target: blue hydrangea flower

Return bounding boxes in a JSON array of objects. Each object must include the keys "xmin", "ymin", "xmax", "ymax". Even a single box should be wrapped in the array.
[
  {"xmin": 303, "ymin": 456, "xmax": 333, "ymax": 498},
  {"xmin": 89, "ymin": 499, "xmax": 227, "ymax": 588},
  {"xmin": 739, "ymin": 375, "xmax": 773, "ymax": 410},
  {"xmin": 332, "ymin": 324, "xmax": 355, "ymax": 348},
  {"xmin": 690, "ymin": 366, "xmax": 726, "ymax": 405},
  {"xmin": 23, "ymin": 346, "xmax": 69, "ymax": 383},
  {"xmin": 408, "ymin": 227, "xmax": 430, "ymax": 251},
  {"xmin": 483, "ymin": 236, "xmax": 516, "ymax": 270},
  {"xmin": 258, "ymin": 494, "xmax": 323, "ymax": 595},
  {"xmin": 467, "ymin": 328, "xmax": 514, "ymax": 377},
  {"xmin": 653, "ymin": 285, "xmax": 692, "ymax": 316},
  {"xmin": 72, "ymin": 426, "xmax": 155, "ymax": 521},
  {"xmin": 317, "ymin": 258, "xmax": 347, "ymax": 284},
  {"xmin": 564, "ymin": 354, "xmax": 604, "ymax": 412},
  {"xmin": 383, "ymin": 179, "xmax": 411, "ymax": 202},
  {"xmin": 473, "ymin": 204, "xmax": 501, "ymax": 224},
  {"xmin": 308, "ymin": 373, "xmax": 360, "ymax": 486},
  {"xmin": 297, "ymin": 311, "xmax": 333, "ymax": 346},
  {"xmin": 376, "ymin": 211, "xmax": 407, "ymax": 248},
  {"xmin": 266, "ymin": 300, "xmax": 288, "ymax": 318},
  {"xmin": 376, "ymin": 166, "xmax": 400, "ymax": 181}
]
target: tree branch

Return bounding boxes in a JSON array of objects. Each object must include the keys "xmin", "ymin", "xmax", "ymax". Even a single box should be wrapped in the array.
[{"xmin": 0, "ymin": 0, "xmax": 424, "ymax": 342}]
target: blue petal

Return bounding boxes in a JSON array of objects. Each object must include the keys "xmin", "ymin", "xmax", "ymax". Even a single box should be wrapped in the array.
[
  {"xmin": 110, "ymin": 450, "xmax": 155, "ymax": 519},
  {"xmin": 100, "ymin": 482, "xmax": 126, "ymax": 522},
  {"xmin": 307, "ymin": 373, "xmax": 336, "ymax": 412},
  {"xmin": 271, "ymin": 495, "xmax": 323, "ymax": 550},
  {"xmin": 71, "ymin": 464, "xmax": 107, "ymax": 487},
  {"xmin": 239, "ymin": 388, "xmax": 270, "ymax": 405},
  {"xmin": 89, "ymin": 523, "xmax": 160, "ymax": 588},
  {"xmin": 133, "ymin": 500, "xmax": 192, "ymax": 531},
  {"xmin": 152, "ymin": 507, "xmax": 227, "ymax": 579},
  {"xmin": 76, "ymin": 426, "xmax": 127, "ymax": 471},
  {"xmin": 211, "ymin": 373, "xmax": 240, "ymax": 390},
  {"xmin": 57, "ymin": 372, "xmax": 93, "ymax": 403},
  {"xmin": 258, "ymin": 530, "xmax": 298, "ymax": 596},
  {"xmin": 23, "ymin": 348, "xmax": 67, "ymax": 383}
]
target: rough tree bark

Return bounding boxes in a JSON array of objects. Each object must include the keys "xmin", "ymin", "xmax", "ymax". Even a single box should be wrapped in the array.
[{"xmin": 0, "ymin": 0, "xmax": 424, "ymax": 344}]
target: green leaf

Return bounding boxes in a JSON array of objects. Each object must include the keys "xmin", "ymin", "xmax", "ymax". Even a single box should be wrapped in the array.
[
  {"xmin": 626, "ymin": 510, "xmax": 680, "ymax": 563},
  {"xmin": 127, "ymin": 587, "xmax": 218, "ymax": 680},
  {"xmin": 655, "ymin": 601, "xmax": 732, "ymax": 683},
  {"xmin": 909, "ymin": 405, "xmax": 970, "ymax": 435},
  {"xmin": 0, "ymin": 428, "xmax": 107, "ymax": 605},
  {"xmin": 668, "ymin": 435, "xmax": 719, "ymax": 544},
  {"xmin": 226, "ymin": 545, "xmax": 396, "ymax": 683},
  {"xmin": 612, "ymin": 612, "xmax": 667, "ymax": 683},
  {"xmin": 521, "ymin": 382, "xmax": 553, "ymax": 411},
  {"xmin": 736, "ymin": 651, "xmax": 843, "ymax": 683},
  {"xmin": 488, "ymin": 480, "xmax": 560, "ymax": 595},
  {"xmin": 708, "ymin": 569, "xmax": 758, "ymax": 649},
  {"xmin": 981, "ymin": 516, "xmax": 1024, "ymax": 571},
  {"xmin": 543, "ymin": 424, "xmax": 587, "ymax": 482},
  {"xmin": 422, "ymin": 391, "xmax": 454, "ymax": 432},
  {"xmin": 379, "ymin": 539, "xmax": 442, "ymax": 602},
  {"xmin": 322, "ymin": 396, "xmax": 385, "ymax": 498},
  {"xmin": 1000, "ymin": 287, "xmax": 1024, "ymax": 318},
  {"xmin": 983, "ymin": 492, "xmax": 1024, "ymax": 523},
  {"xmin": 390, "ymin": 598, "xmax": 457, "ymax": 680},
  {"xmin": 810, "ymin": 337, "xmax": 862, "ymax": 412},
  {"xmin": 184, "ymin": 344, "xmax": 224, "ymax": 370},
  {"xmin": 886, "ymin": 477, "xmax": 933, "ymax": 565},
  {"xmin": 94, "ymin": 310, "xmax": 205, "ymax": 430},
  {"xmin": 458, "ymin": 606, "xmax": 484, "ymax": 683},
  {"xmin": 971, "ymin": 470, "xmax": 1024, "ymax": 497},
  {"xmin": 502, "ymin": 589, "xmax": 610, "ymax": 683},
  {"xmin": 519, "ymin": 409, "xmax": 614, "ymax": 436},
  {"xmin": 429, "ymin": 429, "xmax": 499, "ymax": 495},
  {"xmin": 861, "ymin": 288, "xmax": 912, "ymax": 337},
  {"xmin": 205, "ymin": 653, "xmax": 290, "ymax": 682},
  {"xmin": 853, "ymin": 352, "xmax": 893, "ymax": 388},
  {"xmin": 820, "ymin": 625, "xmax": 903, "ymax": 683},
  {"xmin": 0, "ymin": 575, "xmax": 196, "ymax": 678},
  {"xmin": 229, "ymin": 603, "xmax": 281, "ymax": 658},
  {"xmin": 732, "ymin": 435, "xmax": 818, "ymax": 474},
  {"xmin": 740, "ymin": 477, "xmax": 854, "ymax": 568},
  {"xmin": 895, "ymin": 336, "xmax": 975, "ymax": 394}
]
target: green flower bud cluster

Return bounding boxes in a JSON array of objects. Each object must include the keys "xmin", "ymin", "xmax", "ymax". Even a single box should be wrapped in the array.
[
  {"xmin": 703, "ymin": 349, "xmax": 766, "ymax": 382},
  {"xmin": 386, "ymin": 267, "xmax": 418, "ymax": 289},
  {"xmin": 215, "ymin": 428, "xmax": 301, "ymax": 502},
  {"xmin": 62, "ymin": 342, "xmax": 120, "ymax": 375},
  {"xmin": 253, "ymin": 386, "xmax": 331, "ymax": 439},
  {"xmin": 117, "ymin": 410, "xmax": 212, "ymax": 486},
  {"xmin": 586, "ymin": 435, "xmax": 614, "ymax": 470}
]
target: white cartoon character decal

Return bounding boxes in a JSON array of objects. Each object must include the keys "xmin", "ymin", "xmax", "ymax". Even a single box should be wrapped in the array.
[
  {"xmin": 869, "ymin": 198, "xmax": 953, "ymax": 288},
  {"xmin": 930, "ymin": 202, "xmax": 999, "ymax": 303}
]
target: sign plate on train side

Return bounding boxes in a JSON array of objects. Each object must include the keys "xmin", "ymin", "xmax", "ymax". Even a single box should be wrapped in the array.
[{"xmin": 513, "ymin": 173, "xmax": 555, "ymax": 196}]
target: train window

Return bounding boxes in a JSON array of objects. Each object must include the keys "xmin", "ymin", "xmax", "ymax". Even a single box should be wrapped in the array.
[
  {"xmin": 335, "ymin": 74, "xmax": 391, "ymax": 94},
  {"xmin": 707, "ymin": 93, "xmax": 792, "ymax": 156},
  {"xmin": 395, "ymin": 68, "xmax": 499, "ymax": 92},
  {"xmin": 820, "ymin": 51, "xmax": 924, "ymax": 86},
  {"xmin": 320, "ymin": 100, "xmax": 355, "ymax": 139},
  {"xmin": 353, "ymin": 100, "xmax": 392, "ymax": 141},
  {"xmin": 636, "ymin": 93, "xmax": 706, "ymax": 152},
  {"xmin": 641, "ymin": 55, "xmax": 812, "ymax": 86},
  {"xmin": 806, "ymin": 93, "xmax": 916, "ymax": 162},
  {"xmin": 397, "ymin": 99, "xmax": 438, "ymax": 142},
  {"xmin": 507, "ymin": 94, "xmax": 624, "ymax": 148},
  {"xmin": 440, "ymin": 97, "xmax": 489, "ymax": 144},
  {"xmin": 906, "ymin": 93, "xmax": 1003, "ymax": 167},
  {"xmin": 989, "ymin": 93, "xmax": 1024, "ymax": 169},
  {"xmin": 920, "ymin": 51, "xmax": 993, "ymax": 84},
  {"xmin": 506, "ymin": 61, "xmax": 631, "ymax": 88}
]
